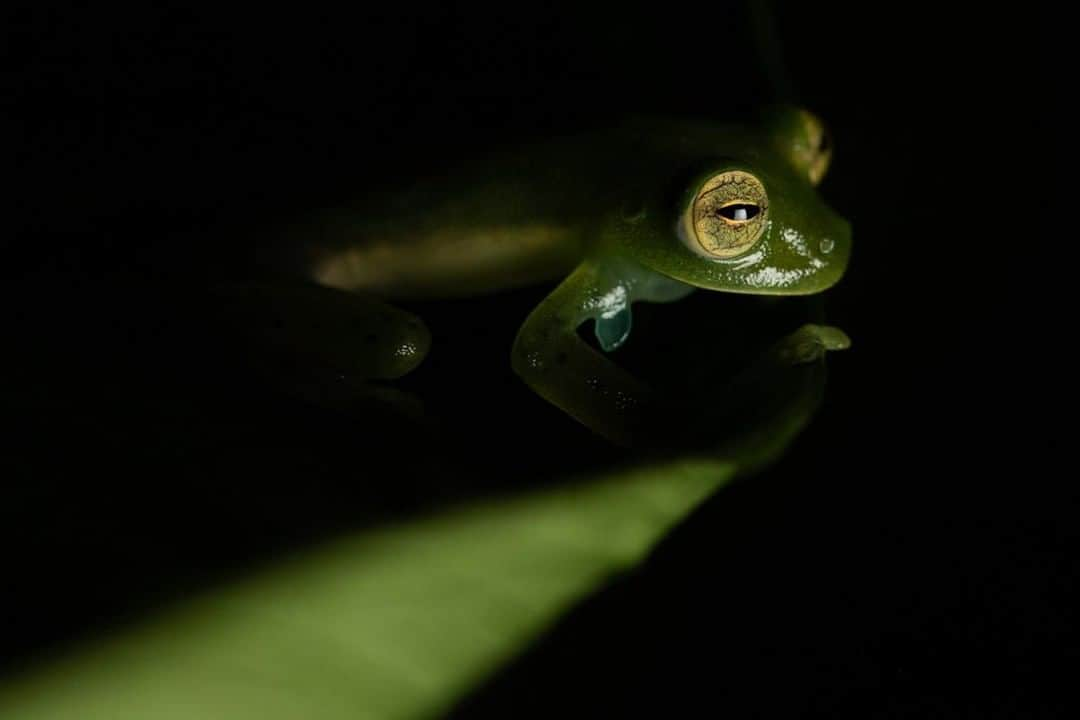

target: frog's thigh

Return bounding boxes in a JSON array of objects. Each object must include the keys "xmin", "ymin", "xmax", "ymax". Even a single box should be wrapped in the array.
[
  {"xmin": 310, "ymin": 224, "xmax": 579, "ymax": 299},
  {"xmin": 216, "ymin": 282, "xmax": 431, "ymax": 380}
]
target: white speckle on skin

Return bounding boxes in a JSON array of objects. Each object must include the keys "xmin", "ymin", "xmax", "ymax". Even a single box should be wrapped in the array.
[
  {"xmin": 586, "ymin": 285, "xmax": 628, "ymax": 320},
  {"xmin": 782, "ymin": 227, "xmax": 811, "ymax": 257},
  {"xmin": 742, "ymin": 266, "xmax": 809, "ymax": 288},
  {"xmin": 781, "ymin": 227, "xmax": 825, "ymax": 270},
  {"xmin": 730, "ymin": 246, "xmax": 766, "ymax": 270}
]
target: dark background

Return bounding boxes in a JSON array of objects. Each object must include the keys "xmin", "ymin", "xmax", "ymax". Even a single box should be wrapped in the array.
[{"xmin": 6, "ymin": 2, "xmax": 1067, "ymax": 717}]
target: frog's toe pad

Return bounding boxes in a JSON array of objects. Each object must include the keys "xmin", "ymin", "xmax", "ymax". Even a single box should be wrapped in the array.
[
  {"xmin": 776, "ymin": 324, "xmax": 850, "ymax": 365},
  {"xmin": 366, "ymin": 315, "xmax": 432, "ymax": 379}
]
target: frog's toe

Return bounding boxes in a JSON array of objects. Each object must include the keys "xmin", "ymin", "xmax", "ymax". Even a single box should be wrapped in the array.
[
  {"xmin": 212, "ymin": 281, "xmax": 431, "ymax": 381},
  {"xmin": 300, "ymin": 294, "xmax": 431, "ymax": 379},
  {"xmin": 775, "ymin": 323, "xmax": 850, "ymax": 365},
  {"xmin": 366, "ymin": 314, "xmax": 431, "ymax": 379}
]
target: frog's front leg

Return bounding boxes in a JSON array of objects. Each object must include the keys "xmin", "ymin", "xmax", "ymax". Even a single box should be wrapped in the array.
[
  {"xmin": 511, "ymin": 258, "xmax": 684, "ymax": 446},
  {"xmin": 512, "ymin": 257, "xmax": 850, "ymax": 448}
]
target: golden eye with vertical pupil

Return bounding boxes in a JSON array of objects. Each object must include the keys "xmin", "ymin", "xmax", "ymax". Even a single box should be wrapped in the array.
[{"xmin": 684, "ymin": 170, "xmax": 769, "ymax": 258}]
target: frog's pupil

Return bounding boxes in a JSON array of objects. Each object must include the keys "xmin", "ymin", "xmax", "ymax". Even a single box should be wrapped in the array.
[{"xmin": 718, "ymin": 204, "xmax": 759, "ymax": 222}]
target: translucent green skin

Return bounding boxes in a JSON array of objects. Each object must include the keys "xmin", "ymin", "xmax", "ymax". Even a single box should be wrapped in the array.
[{"xmin": 234, "ymin": 108, "xmax": 852, "ymax": 445}]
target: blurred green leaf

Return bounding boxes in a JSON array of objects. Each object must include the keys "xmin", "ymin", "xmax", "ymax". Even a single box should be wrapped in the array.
[{"xmin": 1, "ymin": 458, "xmax": 736, "ymax": 720}]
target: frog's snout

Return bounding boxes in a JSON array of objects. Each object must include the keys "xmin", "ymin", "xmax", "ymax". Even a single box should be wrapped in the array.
[{"xmin": 809, "ymin": 214, "xmax": 853, "ymax": 293}]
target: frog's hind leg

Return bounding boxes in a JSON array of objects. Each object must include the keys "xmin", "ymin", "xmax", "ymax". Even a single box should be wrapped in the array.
[{"xmin": 212, "ymin": 281, "xmax": 431, "ymax": 418}]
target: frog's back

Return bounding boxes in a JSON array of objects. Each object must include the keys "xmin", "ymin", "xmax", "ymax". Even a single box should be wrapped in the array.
[{"xmin": 266, "ymin": 119, "xmax": 754, "ymax": 299}]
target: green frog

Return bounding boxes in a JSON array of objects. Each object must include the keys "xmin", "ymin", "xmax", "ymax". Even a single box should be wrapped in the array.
[{"xmin": 218, "ymin": 106, "xmax": 851, "ymax": 446}]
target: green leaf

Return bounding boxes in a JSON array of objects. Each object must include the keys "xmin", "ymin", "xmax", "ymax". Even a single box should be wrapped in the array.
[
  {"xmin": 1, "ymin": 458, "xmax": 735, "ymax": 720},
  {"xmin": 1, "ymin": 301, "xmax": 840, "ymax": 719}
]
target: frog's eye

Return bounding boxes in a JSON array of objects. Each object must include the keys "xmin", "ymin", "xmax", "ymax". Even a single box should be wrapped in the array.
[{"xmin": 684, "ymin": 170, "xmax": 769, "ymax": 259}]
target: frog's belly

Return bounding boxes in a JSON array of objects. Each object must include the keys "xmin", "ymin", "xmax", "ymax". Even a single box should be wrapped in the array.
[{"xmin": 307, "ymin": 223, "xmax": 580, "ymax": 300}]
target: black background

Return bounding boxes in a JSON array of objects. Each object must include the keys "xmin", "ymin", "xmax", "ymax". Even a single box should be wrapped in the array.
[{"xmin": 6, "ymin": 2, "xmax": 1068, "ymax": 717}]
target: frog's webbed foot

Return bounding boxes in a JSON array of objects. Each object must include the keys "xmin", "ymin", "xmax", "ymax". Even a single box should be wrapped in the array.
[{"xmin": 211, "ymin": 281, "xmax": 431, "ymax": 420}]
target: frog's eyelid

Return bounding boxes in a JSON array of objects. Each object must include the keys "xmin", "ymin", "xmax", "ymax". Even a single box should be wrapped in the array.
[{"xmin": 716, "ymin": 198, "xmax": 764, "ymax": 209}]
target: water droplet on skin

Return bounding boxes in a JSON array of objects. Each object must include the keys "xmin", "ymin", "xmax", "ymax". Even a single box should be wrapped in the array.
[{"xmin": 820, "ymin": 237, "xmax": 835, "ymax": 254}]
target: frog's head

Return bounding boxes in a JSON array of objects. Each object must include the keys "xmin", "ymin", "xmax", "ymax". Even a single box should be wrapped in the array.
[{"xmin": 618, "ymin": 107, "xmax": 851, "ymax": 296}]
